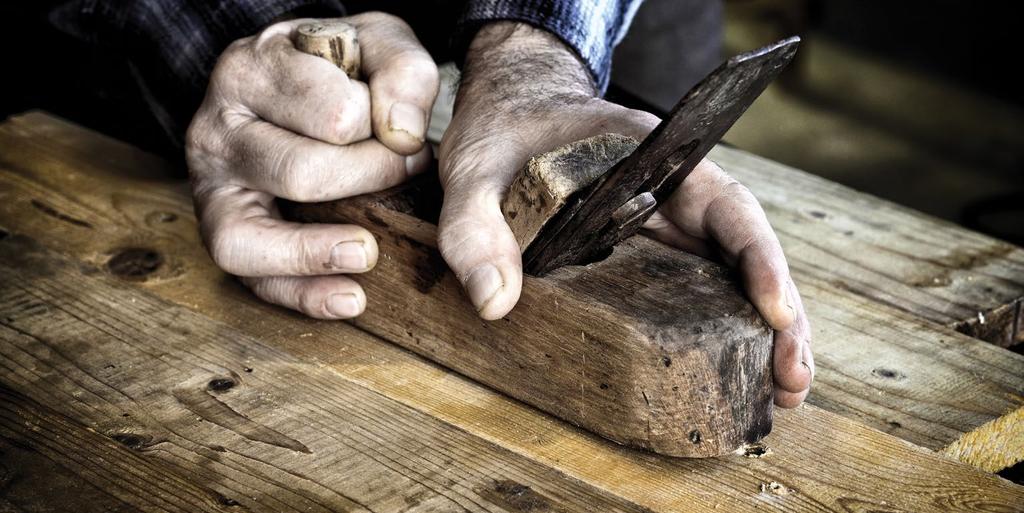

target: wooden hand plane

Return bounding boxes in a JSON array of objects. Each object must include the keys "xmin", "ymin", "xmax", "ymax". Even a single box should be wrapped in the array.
[{"xmin": 283, "ymin": 21, "xmax": 798, "ymax": 457}]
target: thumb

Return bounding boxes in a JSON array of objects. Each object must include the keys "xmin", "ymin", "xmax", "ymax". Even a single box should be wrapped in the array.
[
  {"xmin": 349, "ymin": 13, "xmax": 439, "ymax": 155},
  {"xmin": 437, "ymin": 177, "xmax": 523, "ymax": 320}
]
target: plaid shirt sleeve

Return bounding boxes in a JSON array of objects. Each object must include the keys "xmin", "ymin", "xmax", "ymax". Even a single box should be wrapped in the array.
[
  {"xmin": 50, "ymin": 0, "xmax": 642, "ymax": 146},
  {"xmin": 51, "ymin": 0, "xmax": 346, "ymax": 147},
  {"xmin": 454, "ymin": 0, "xmax": 645, "ymax": 93}
]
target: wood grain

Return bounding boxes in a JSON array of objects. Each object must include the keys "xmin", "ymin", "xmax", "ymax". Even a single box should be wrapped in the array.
[
  {"xmin": 1, "ymin": 386, "xmax": 231, "ymax": 513},
  {"xmin": 0, "ymin": 236, "xmax": 654, "ymax": 513},
  {"xmin": 294, "ymin": 20, "xmax": 360, "ymax": 79},
  {"xmin": 2, "ymin": 112, "xmax": 1022, "ymax": 471},
  {"xmin": 2, "ymin": 232, "xmax": 1022, "ymax": 512},
  {"xmin": 943, "ymin": 405, "xmax": 1024, "ymax": 473},
  {"xmin": 500, "ymin": 132, "xmax": 638, "ymax": 251}
]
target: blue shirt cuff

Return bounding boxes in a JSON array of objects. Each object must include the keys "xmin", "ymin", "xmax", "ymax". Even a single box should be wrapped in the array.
[{"xmin": 454, "ymin": 0, "xmax": 643, "ymax": 94}]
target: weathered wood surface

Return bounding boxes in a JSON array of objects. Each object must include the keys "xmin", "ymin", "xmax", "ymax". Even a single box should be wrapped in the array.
[
  {"xmin": 943, "ymin": 404, "xmax": 1024, "ymax": 473},
  {"xmin": 0, "ymin": 237, "xmax": 655, "ymax": 513},
  {"xmin": 285, "ymin": 178, "xmax": 774, "ymax": 458},
  {"xmin": 1, "ymin": 387, "xmax": 231, "ymax": 513},
  {"xmin": 500, "ymin": 133, "xmax": 638, "ymax": 251},
  {"xmin": 2, "ymin": 227, "xmax": 1023, "ymax": 512},
  {"xmin": 2, "ymin": 111, "xmax": 1023, "ymax": 471},
  {"xmin": 711, "ymin": 147, "xmax": 1024, "ymax": 347}
]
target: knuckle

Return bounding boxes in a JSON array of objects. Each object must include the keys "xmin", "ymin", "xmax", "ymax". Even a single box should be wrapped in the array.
[
  {"xmin": 725, "ymin": 181, "xmax": 762, "ymax": 209},
  {"xmin": 372, "ymin": 52, "xmax": 437, "ymax": 104},
  {"xmin": 293, "ymin": 231, "xmax": 325, "ymax": 272},
  {"xmin": 205, "ymin": 224, "xmax": 243, "ymax": 274},
  {"xmin": 296, "ymin": 285, "xmax": 323, "ymax": 317},
  {"xmin": 327, "ymin": 102, "xmax": 367, "ymax": 142},
  {"xmin": 392, "ymin": 53, "xmax": 438, "ymax": 82},
  {"xmin": 212, "ymin": 40, "xmax": 251, "ymax": 81},
  {"xmin": 436, "ymin": 219, "xmax": 503, "ymax": 277},
  {"xmin": 257, "ymin": 19, "xmax": 294, "ymax": 40},
  {"xmin": 698, "ymin": 157, "xmax": 727, "ymax": 177},
  {"xmin": 275, "ymin": 152, "xmax": 319, "ymax": 201},
  {"xmin": 207, "ymin": 40, "xmax": 264, "ymax": 105},
  {"xmin": 185, "ymin": 109, "xmax": 251, "ymax": 182},
  {"xmin": 435, "ymin": 220, "xmax": 471, "ymax": 266},
  {"xmin": 709, "ymin": 175, "xmax": 755, "ymax": 208},
  {"xmin": 184, "ymin": 115, "xmax": 224, "ymax": 170},
  {"xmin": 184, "ymin": 122, "xmax": 208, "ymax": 167}
]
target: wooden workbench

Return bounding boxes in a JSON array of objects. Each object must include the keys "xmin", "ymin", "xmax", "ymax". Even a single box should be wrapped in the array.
[{"xmin": 1, "ymin": 111, "xmax": 1022, "ymax": 512}]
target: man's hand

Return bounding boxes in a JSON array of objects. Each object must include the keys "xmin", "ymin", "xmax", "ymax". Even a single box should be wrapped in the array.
[
  {"xmin": 186, "ymin": 13, "xmax": 439, "ymax": 319},
  {"xmin": 438, "ymin": 22, "xmax": 813, "ymax": 407}
]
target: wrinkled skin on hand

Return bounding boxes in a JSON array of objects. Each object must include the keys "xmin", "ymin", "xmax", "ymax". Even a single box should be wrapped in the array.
[
  {"xmin": 439, "ymin": 22, "xmax": 813, "ymax": 407},
  {"xmin": 187, "ymin": 14, "xmax": 811, "ymax": 407},
  {"xmin": 186, "ymin": 13, "xmax": 439, "ymax": 319}
]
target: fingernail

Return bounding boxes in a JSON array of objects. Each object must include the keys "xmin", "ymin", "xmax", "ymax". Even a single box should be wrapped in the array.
[
  {"xmin": 405, "ymin": 146, "xmax": 432, "ymax": 176},
  {"xmin": 388, "ymin": 102, "xmax": 426, "ymax": 142},
  {"xmin": 326, "ymin": 293, "xmax": 361, "ymax": 318},
  {"xmin": 330, "ymin": 241, "xmax": 367, "ymax": 270},
  {"xmin": 465, "ymin": 264, "xmax": 502, "ymax": 312}
]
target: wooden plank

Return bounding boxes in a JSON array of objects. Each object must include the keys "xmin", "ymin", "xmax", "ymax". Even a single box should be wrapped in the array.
[
  {"xmin": 285, "ymin": 178, "xmax": 774, "ymax": 458},
  {"xmin": 500, "ymin": 133, "xmax": 637, "ymax": 251},
  {"xmin": 712, "ymin": 146, "xmax": 1024, "ymax": 347},
  {"xmin": 943, "ymin": 405, "xmax": 1024, "ymax": 473},
  {"xmin": 2, "ymin": 230, "xmax": 1023, "ymax": 512},
  {"xmin": 0, "ymin": 236, "xmax": 656, "ymax": 513},
  {"xmin": 1, "ymin": 111, "xmax": 1022, "ymax": 470},
  {"xmin": 0, "ymin": 387, "xmax": 229, "ymax": 513}
]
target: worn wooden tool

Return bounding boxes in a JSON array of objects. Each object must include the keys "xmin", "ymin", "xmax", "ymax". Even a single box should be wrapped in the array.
[
  {"xmin": 513, "ymin": 37, "xmax": 801, "ymax": 275},
  {"xmin": 286, "ymin": 20, "xmax": 793, "ymax": 457}
]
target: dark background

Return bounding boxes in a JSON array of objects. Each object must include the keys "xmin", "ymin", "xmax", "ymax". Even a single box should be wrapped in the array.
[{"xmin": 1, "ymin": 0, "xmax": 1021, "ymax": 245}]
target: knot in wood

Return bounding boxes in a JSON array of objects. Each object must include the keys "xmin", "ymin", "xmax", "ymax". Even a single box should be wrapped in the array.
[
  {"xmin": 871, "ymin": 367, "xmax": 906, "ymax": 381},
  {"xmin": 207, "ymin": 378, "xmax": 237, "ymax": 392},
  {"xmin": 110, "ymin": 432, "xmax": 151, "ymax": 450},
  {"xmin": 107, "ymin": 248, "xmax": 163, "ymax": 279}
]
